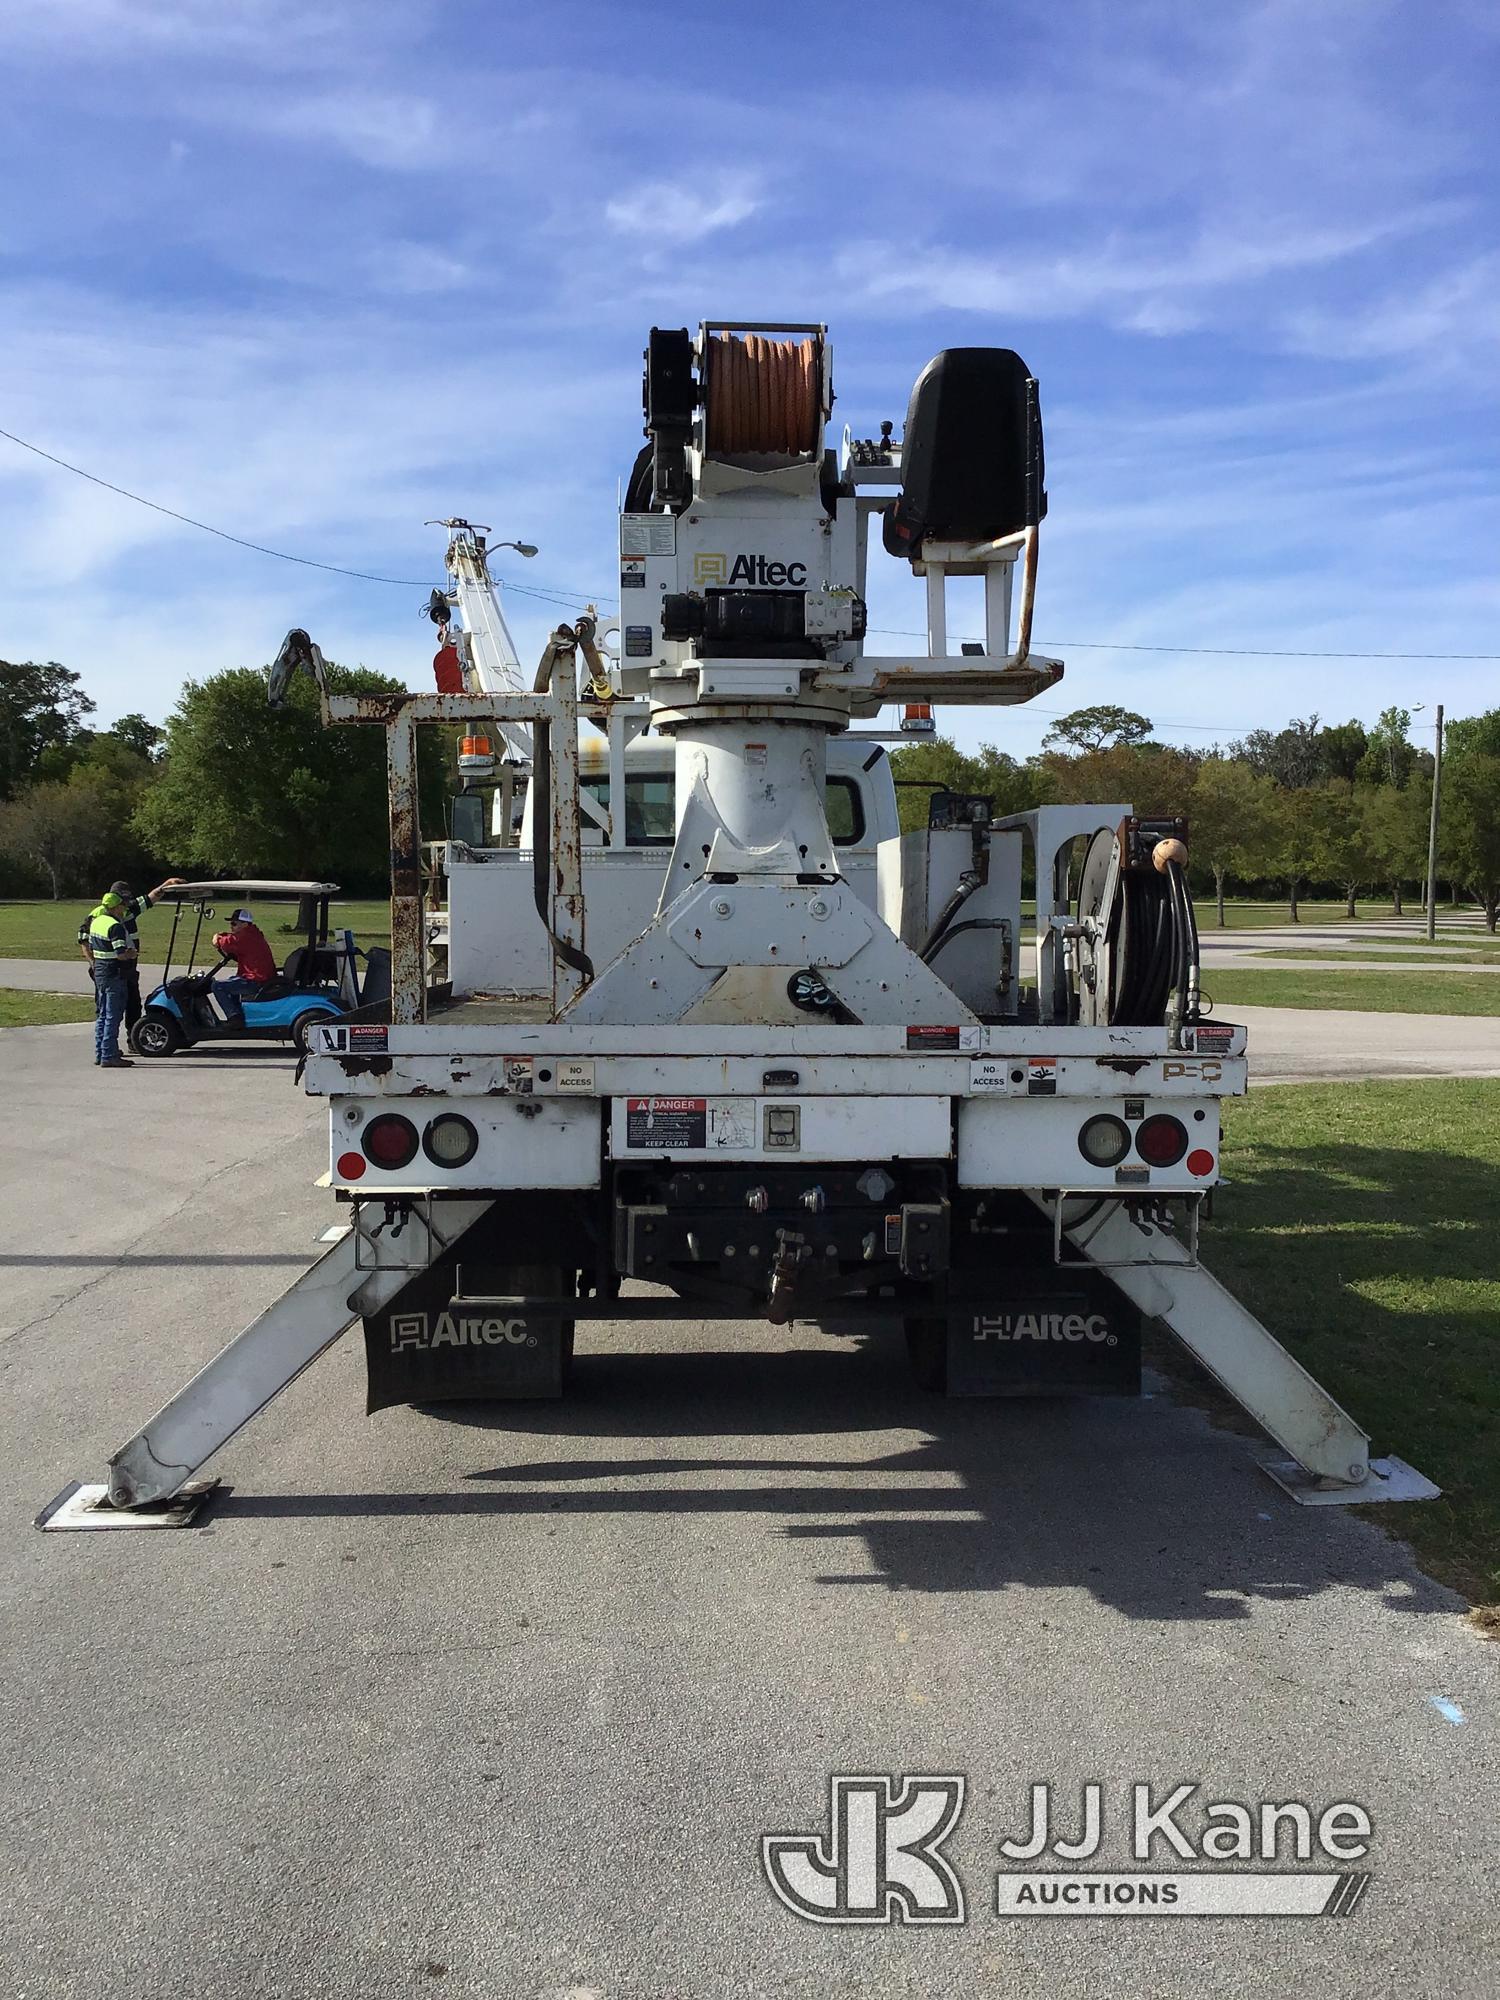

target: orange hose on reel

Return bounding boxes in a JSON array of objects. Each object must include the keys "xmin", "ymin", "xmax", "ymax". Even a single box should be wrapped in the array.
[{"xmin": 705, "ymin": 333, "xmax": 819, "ymax": 454}]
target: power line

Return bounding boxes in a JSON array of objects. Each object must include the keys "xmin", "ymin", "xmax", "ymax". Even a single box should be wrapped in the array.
[
  {"xmin": 0, "ymin": 422, "xmax": 606, "ymax": 607},
  {"xmin": 5, "ymin": 421, "xmax": 1496, "ymax": 662},
  {"xmin": 867, "ymin": 625, "xmax": 1500, "ymax": 663},
  {"xmin": 0, "ymin": 424, "xmax": 435, "ymax": 587}
]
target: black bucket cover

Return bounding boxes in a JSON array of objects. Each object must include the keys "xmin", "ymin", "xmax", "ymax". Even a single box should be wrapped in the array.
[{"xmin": 884, "ymin": 347, "xmax": 1045, "ymax": 561}]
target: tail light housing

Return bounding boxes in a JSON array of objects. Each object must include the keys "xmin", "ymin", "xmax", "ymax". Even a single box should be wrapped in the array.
[
  {"xmin": 422, "ymin": 1113, "xmax": 478, "ymax": 1169},
  {"xmin": 1078, "ymin": 1114, "xmax": 1131, "ymax": 1167},
  {"xmin": 362, "ymin": 1113, "xmax": 419, "ymax": 1170},
  {"xmin": 1136, "ymin": 1114, "xmax": 1188, "ymax": 1168}
]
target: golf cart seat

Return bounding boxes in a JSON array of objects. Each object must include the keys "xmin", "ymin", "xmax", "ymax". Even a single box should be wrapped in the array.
[
  {"xmin": 360, "ymin": 947, "xmax": 392, "ymax": 1009},
  {"xmin": 282, "ymin": 944, "xmax": 337, "ymax": 988}
]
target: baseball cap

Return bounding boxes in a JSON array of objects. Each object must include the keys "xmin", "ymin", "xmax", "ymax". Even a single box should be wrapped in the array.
[
  {"xmin": 229, "ymin": 907, "xmax": 255, "ymax": 923},
  {"xmin": 110, "ymin": 879, "xmax": 133, "ymax": 897},
  {"xmin": 101, "ymin": 891, "xmax": 127, "ymax": 914}
]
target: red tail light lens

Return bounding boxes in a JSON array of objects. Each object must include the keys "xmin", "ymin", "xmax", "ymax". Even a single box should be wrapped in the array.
[
  {"xmin": 1187, "ymin": 1148, "xmax": 1216, "ymax": 1178},
  {"xmin": 1136, "ymin": 1114, "xmax": 1188, "ymax": 1168},
  {"xmin": 362, "ymin": 1113, "xmax": 419, "ymax": 1170}
]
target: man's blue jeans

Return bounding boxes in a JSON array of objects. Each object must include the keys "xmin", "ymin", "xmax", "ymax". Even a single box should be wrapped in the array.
[
  {"xmin": 94, "ymin": 961, "xmax": 127, "ymax": 1062},
  {"xmin": 213, "ymin": 976, "xmax": 260, "ymax": 1022}
]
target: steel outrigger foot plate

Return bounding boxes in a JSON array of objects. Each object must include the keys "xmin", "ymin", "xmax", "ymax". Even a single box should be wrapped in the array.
[
  {"xmin": 1258, "ymin": 1456, "xmax": 1440, "ymax": 1507},
  {"xmin": 34, "ymin": 1478, "xmax": 220, "ymax": 1532}
]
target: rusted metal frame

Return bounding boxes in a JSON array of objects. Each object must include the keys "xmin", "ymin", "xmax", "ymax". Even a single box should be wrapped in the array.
[
  {"xmin": 386, "ymin": 704, "xmax": 425, "ymax": 1025},
  {"xmin": 319, "ymin": 644, "xmax": 588, "ymax": 1022},
  {"xmin": 539, "ymin": 632, "xmax": 587, "ymax": 1011}
]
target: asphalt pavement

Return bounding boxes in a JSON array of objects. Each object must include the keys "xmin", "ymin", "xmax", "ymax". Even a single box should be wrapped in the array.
[{"xmin": 0, "ymin": 1021, "xmax": 1494, "ymax": 2000}]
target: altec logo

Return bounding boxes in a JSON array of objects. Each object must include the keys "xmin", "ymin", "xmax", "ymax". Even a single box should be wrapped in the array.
[
  {"xmin": 762, "ymin": 1776, "xmax": 966, "ymax": 1926},
  {"xmin": 973, "ymin": 1312, "xmax": 1116, "ymax": 1345},
  {"xmin": 693, "ymin": 551, "xmax": 808, "ymax": 588},
  {"xmin": 389, "ymin": 1312, "xmax": 535, "ymax": 1352}
]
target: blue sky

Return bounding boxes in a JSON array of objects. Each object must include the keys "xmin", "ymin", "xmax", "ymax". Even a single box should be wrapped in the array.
[{"xmin": 1, "ymin": 0, "xmax": 1497, "ymax": 756}]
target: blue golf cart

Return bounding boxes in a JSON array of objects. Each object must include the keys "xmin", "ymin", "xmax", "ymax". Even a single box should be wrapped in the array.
[{"xmin": 129, "ymin": 880, "xmax": 389, "ymax": 1057}]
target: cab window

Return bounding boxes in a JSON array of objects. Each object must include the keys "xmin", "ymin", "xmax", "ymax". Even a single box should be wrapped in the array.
[{"xmin": 581, "ymin": 772, "xmax": 864, "ymax": 847}]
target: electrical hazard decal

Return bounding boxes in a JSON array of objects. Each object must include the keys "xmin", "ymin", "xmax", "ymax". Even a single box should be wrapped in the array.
[
  {"xmin": 1027, "ymin": 1057, "xmax": 1058, "ymax": 1096},
  {"xmin": 622, "ymin": 1097, "xmax": 755, "ymax": 1150},
  {"xmin": 627, "ymin": 1096, "xmax": 707, "ymax": 1147}
]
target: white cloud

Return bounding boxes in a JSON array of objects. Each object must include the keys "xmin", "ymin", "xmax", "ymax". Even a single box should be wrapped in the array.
[{"xmin": 604, "ymin": 176, "xmax": 760, "ymax": 244}]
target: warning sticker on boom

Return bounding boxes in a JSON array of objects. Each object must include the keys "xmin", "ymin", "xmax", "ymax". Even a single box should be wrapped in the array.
[{"xmin": 623, "ymin": 1097, "xmax": 755, "ymax": 1150}]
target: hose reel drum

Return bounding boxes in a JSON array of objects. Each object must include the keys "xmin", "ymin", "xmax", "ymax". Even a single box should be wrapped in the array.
[{"xmin": 1074, "ymin": 817, "xmax": 1200, "ymax": 1036}]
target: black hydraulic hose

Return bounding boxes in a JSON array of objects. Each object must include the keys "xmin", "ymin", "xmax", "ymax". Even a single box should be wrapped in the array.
[
  {"xmin": 1163, "ymin": 859, "xmax": 1200, "ymax": 1034},
  {"xmin": 918, "ymin": 869, "xmax": 982, "ymax": 960},
  {"xmin": 921, "ymin": 917, "xmax": 1007, "ymax": 964}
]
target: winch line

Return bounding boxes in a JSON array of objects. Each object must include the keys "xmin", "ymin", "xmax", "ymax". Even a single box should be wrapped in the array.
[{"xmin": 704, "ymin": 333, "xmax": 819, "ymax": 455}]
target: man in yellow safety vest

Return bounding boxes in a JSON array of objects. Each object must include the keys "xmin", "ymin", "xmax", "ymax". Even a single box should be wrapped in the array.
[{"xmin": 84, "ymin": 892, "xmax": 138, "ymax": 1068}]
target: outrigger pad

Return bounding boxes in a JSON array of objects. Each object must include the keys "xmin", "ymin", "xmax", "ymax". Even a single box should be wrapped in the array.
[
  {"xmin": 35, "ymin": 1479, "xmax": 219, "ymax": 1532},
  {"xmin": 1258, "ymin": 1456, "xmax": 1441, "ymax": 1507}
]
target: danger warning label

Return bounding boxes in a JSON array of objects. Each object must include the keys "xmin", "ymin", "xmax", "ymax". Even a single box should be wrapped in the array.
[{"xmin": 626, "ymin": 1096, "xmax": 707, "ymax": 1148}]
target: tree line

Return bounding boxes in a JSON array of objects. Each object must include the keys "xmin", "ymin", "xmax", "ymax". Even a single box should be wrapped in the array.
[
  {"xmin": 888, "ymin": 701, "xmax": 1500, "ymax": 930},
  {"xmin": 1, "ymin": 663, "xmax": 1497, "ymax": 929},
  {"xmin": 0, "ymin": 657, "xmax": 445, "ymax": 899}
]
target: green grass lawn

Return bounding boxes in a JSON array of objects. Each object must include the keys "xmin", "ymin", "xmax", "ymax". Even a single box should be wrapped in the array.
[
  {"xmin": 1206, "ymin": 1080, "xmax": 1500, "ymax": 1612},
  {"xmin": 1247, "ymin": 945, "xmax": 1500, "ymax": 964},
  {"xmin": 0, "ymin": 899, "xmax": 391, "ymax": 959},
  {"xmin": 0, "ymin": 990, "xmax": 96, "ymax": 1027},
  {"xmin": 1205, "ymin": 970, "xmax": 1500, "ymax": 1016},
  {"xmin": 1193, "ymin": 898, "xmax": 1448, "ymax": 930}
]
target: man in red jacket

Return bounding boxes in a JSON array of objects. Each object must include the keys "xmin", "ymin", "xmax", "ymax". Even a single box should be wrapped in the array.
[{"xmin": 210, "ymin": 907, "xmax": 278, "ymax": 1020}]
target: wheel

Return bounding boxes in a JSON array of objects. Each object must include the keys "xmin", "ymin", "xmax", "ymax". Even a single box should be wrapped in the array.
[
  {"xmin": 130, "ymin": 1010, "xmax": 182, "ymax": 1058},
  {"xmin": 291, "ymin": 1009, "xmax": 334, "ymax": 1055}
]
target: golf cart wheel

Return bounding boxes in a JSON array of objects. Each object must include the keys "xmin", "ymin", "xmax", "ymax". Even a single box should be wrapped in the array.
[
  {"xmin": 291, "ymin": 1009, "xmax": 333, "ymax": 1055},
  {"xmin": 130, "ymin": 1010, "xmax": 182, "ymax": 1058}
]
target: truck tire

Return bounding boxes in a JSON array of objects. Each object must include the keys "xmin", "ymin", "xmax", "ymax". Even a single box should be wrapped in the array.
[{"xmin": 130, "ymin": 1010, "xmax": 182, "ymax": 1058}]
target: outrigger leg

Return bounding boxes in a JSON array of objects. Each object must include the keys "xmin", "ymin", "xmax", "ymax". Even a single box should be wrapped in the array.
[
  {"xmin": 37, "ymin": 1199, "xmax": 494, "ymax": 1530},
  {"xmin": 1040, "ymin": 1197, "xmax": 1439, "ymax": 1505}
]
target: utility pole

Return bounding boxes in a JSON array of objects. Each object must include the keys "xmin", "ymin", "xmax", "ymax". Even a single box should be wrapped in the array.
[{"xmin": 1425, "ymin": 703, "xmax": 1444, "ymax": 943}]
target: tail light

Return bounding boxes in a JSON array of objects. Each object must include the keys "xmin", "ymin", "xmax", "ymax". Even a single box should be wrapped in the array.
[
  {"xmin": 362, "ymin": 1113, "xmax": 419, "ymax": 1170},
  {"xmin": 1078, "ymin": 1114, "xmax": 1131, "ymax": 1167},
  {"xmin": 1136, "ymin": 1114, "xmax": 1188, "ymax": 1168},
  {"xmin": 422, "ymin": 1113, "xmax": 478, "ymax": 1169}
]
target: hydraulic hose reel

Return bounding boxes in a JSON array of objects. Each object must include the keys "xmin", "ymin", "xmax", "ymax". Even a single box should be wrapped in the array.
[{"xmin": 1074, "ymin": 817, "xmax": 1200, "ymax": 1043}]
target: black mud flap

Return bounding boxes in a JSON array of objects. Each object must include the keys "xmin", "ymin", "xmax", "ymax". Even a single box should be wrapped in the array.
[
  {"xmin": 913, "ymin": 1269, "xmax": 1142, "ymax": 1397},
  {"xmin": 363, "ymin": 1256, "xmax": 572, "ymax": 1411}
]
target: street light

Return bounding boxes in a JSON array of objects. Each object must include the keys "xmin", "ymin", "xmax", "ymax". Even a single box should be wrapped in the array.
[{"xmin": 492, "ymin": 540, "xmax": 538, "ymax": 559}]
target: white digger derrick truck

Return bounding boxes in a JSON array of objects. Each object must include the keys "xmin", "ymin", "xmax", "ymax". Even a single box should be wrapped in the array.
[{"xmin": 50, "ymin": 321, "xmax": 1436, "ymax": 1531}]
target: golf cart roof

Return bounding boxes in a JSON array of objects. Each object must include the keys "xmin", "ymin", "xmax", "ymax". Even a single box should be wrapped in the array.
[{"xmin": 159, "ymin": 880, "xmax": 341, "ymax": 903}]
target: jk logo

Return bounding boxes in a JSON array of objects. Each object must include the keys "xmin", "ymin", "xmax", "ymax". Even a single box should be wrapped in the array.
[{"xmin": 761, "ymin": 1775, "xmax": 966, "ymax": 1925}]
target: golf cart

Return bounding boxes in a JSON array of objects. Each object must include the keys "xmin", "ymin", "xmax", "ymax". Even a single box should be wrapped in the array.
[{"xmin": 129, "ymin": 880, "xmax": 389, "ymax": 1057}]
